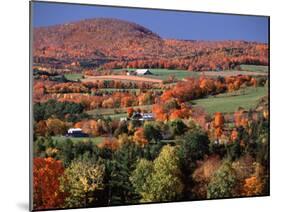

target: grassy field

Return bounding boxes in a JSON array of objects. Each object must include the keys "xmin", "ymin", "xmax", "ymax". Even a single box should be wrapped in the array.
[
  {"xmin": 64, "ymin": 66, "xmax": 267, "ymax": 83},
  {"xmin": 99, "ymin": 88, "xmax": 163, "ymax": 93},
  {"xmin": 192, "ymin": 86, "xmax": 268, "ymax": 114},
  {"xmin": 52, "ymin": 136, "xmax": 105, "ymax": 145},
  {"xmin": 113, "ymin": 68, "xmax": 200, "ymax": 80},
  {"xmin": 240, "ymin": 64, "xmax": 268, "ymax": 73},
  {"xmin": 64, "ymin": 73, "xmax": 83, "ymax": 81},
  {"xmin": 105, "ymin": 113, "xmax": 128, "ymax": 120},
  {"xmin": 201, "ymin": 70, "xmax": 268, "ymax": 77},
  {"xmin": 83, "ymin": 75, "xmax": 163, "ymax": 83},
  {"xmin": 87, "ymin": 104, "xmax": 153, "ymax": 119}
]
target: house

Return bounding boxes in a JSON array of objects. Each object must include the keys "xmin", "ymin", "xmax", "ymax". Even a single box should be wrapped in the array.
[
  {"xmin": 66, "ymin": 128, "xmax": 88, "ymax": 138},
  {"xmin": 135, "ymin": 69, "xmax": 153, "ymax": 75},
  {"xmin": 120, "ymin": 117, "xmax": 129, "ymax": 122},
  {"xmin": 131, "ymin": 112, "xmax": 155, "ymax": 121}
]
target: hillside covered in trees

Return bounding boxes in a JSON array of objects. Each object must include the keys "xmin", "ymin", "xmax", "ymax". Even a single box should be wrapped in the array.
[{"xmin": 33, "ymin": 18, "xmax": 268, "ymax": 71}]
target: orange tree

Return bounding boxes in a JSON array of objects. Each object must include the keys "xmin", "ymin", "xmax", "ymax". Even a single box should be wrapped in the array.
[{"xmin": 33, "ymin": 157, "xmax": 65, "ymax": 210}]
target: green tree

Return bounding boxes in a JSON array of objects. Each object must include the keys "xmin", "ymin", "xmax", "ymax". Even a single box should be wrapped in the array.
[
  {"xmin": 169, "ymin": 119, "xmax": 187, "ymax": 136},
  {"xmin": 56, "ymin": 139, "xmax": 74, "ymax": 166},
  {"xmin": 106, "ymin": 143, "xmax": 143, "ymax": 204},
  {"xmin": 207, "ymin": 161, "xmax": 237, "ymax": 199},
  {"xmin": 179, "ymin": 128, "xmax": 210, "ymax": 171},
  {"xmin": 130, "ymin": 145, "xmax": 184, "ymax": 202},
  {"xmin": 143, "ymin": 122, "xmax": 162, "ymax": 142},
  {"xmin": 129, "ymin": 159, "xmax": 153, "ymax": 196},
  {"xmin": 60, "ymin": 160, "xmax": 105, "ymax": 208},
  {"xmin": 33, "ymin": 137, "xmax": 57, "ymax": 158},
  {"xmin": 34, "ymin": 99, "xmax": 85, "ymax": 122},
  {"xmin": 226, "ymin": 142, "xmax": 242, "ymax": 161},
  {"xmin": 103, "ymin": 142, "xmax": 162, "ymax": 205}
]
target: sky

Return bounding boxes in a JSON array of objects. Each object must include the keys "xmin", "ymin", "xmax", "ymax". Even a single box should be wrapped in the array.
[{"xmin": 32, "ymin": 1, "xmax": 269, "ymax": 43}]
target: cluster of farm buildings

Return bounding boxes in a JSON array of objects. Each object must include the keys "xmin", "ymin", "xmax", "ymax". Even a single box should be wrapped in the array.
[{"xmin": 67, "ymin": 112, "xmax": 154, "ymax": 138}]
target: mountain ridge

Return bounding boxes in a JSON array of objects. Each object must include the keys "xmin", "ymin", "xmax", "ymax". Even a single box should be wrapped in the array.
[{"xmin": 33, "ymin": 18, "xmax": 268, "ymax": 71}]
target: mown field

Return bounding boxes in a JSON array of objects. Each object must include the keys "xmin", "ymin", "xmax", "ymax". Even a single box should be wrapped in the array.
[
  {"xmin": 240, "ymin": 64, "xmax": 268, "ymax": 73},
  {"xmin": 87, "ymin": 104, "xmax": 153, "ymax": 120},
  {"xmin": 192, "ymin": 86, "xmax": 268, "ymax": 114},
  {"xmin": 82, "ymin": 75, "xmax": 163, "ymax": 83},
  {"xmin": 113, "ymin": 68, "xmax": 200, "ymax": 80},
  {"xmin": 66, "ymin": 66, "xmax": 268, "ymax": 83},
  {"xmin": 201, "ymin": 70, "xmax": 268, "ymax": 77},
  {"xmin": 99, "ymin": 88, "xmax": 163, "ymax": 93},
  {"xmin": 64, "ymin": 73, "xmax": 83, "ymax": 81},
  {"xmin": 52, "ymin": 135, "xmax": 105, "ymax": 145}
]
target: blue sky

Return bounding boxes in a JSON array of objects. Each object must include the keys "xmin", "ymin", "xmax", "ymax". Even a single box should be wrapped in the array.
[{"xmin": 32, "ymin": 1, "xmax": 269, "ymax": 43}]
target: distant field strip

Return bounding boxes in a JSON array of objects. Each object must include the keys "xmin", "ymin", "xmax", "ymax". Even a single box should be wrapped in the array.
[
  {"xmin": 113, "ymin": 68, "xmax": 200, "ymax": 80},
  {"xmin": 201, "ymin": 70, "xmax": 268, "ymax": 77},
  {"xmin": 64, "ymin": 73, "xmax": 83, "ymax": 81},
  {"xmin": 87, "ymin": 104, "xmax": 153, "ymax": 119},
  {"xmin": 83, "ymin": 75, "xmax": 163, "ymax": 83},
  {"xmin": 51, "ymin": 136, "xmax": 105, "ymax": 145},
  {"xmin": 240, "ymin": 65, "xmax": 268, "ymax": 72}
]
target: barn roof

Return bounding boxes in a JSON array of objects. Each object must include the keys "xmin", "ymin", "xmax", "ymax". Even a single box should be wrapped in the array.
[
  {"xmin": 135, "ymin": 69, "xmax": 151, "ymax": 75},
  {"xmin": 68, "ymin": 128, "xmax": 82, "ymax": 133}
]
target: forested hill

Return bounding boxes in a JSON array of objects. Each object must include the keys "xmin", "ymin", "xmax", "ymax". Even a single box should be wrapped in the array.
[
  {"xmin": 33, "ymin": 18, "xmax": 164, "ymax": 60},
  {"xmin": 33, "ymin": 18, "xmax": 268, "ymax": 71}
]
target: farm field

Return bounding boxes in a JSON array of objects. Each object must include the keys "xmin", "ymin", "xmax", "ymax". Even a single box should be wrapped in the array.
[
  {"xmin": 52, "ymin": 135, "xmax": 105, "ymax": 145},
  {"xmin": 201, "ymin": 70, "xmax": 268, "ymax": 77},
  {"xmin": 64, "ymin": 66, "xmax": 267, "ymax": 83},
  {"xmin": 82, "ymin": 75, "xmax": 163, "ymax": 83},
  {"xmin": 99, "ymin": 88, "xmax": 163, "ymax": 93},
  {"xmin": 105, "ymin": 113, "xmax": 127, "ymax": 120},
  {"xmin": 113, "ymin": 68, "xmax": 200, "ymax": 80},
  {"xmin": 87, "ymin": 104, "xmax": 153, "ymax": 119},
  {"xmin": 64, "ymin": 73, "xmax": 83, "ymax": 81},
  {"xmin": 192, "ymin": 86, "xmax": 268, "ymax": 114},
  {"xmin": 65, "ymin": 67, "xmax": 268, "ymax": 84},
  {"xmin": 240, "ymin": 64, "xmax": 268, "ymax": 73}
]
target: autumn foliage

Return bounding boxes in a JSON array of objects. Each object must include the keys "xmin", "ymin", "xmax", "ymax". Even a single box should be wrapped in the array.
[
  {"xmin": 34, "ymin": 19, "xmax": 268, "ymax": 72},
  {"xmin": 133, "ymin": 128, "xmax": 149, "ymax": 146},
  {"xmin": 98, "ymin": 138, "xmax": 120, "ymax": 150},
  {"xmin": 242, "ymin": 176, "xmax": 264, "ymax": 196},
  {"xmin": 33, "ymin": 157, "xmax": 65, "ymax": 210},
  {"xmin": 32, "ymin": 17, "xmax": 269, "ymax": 209}
]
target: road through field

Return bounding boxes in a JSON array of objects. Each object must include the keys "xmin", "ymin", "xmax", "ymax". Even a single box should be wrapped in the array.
[{"xmin": 82, "ymin": 75, "xmax": 163, "ymax": 83}]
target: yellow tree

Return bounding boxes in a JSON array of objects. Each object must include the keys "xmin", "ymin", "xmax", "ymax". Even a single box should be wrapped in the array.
[{"xmin": 60, "ymin": 160, "xmax": 105, "ymax": 208}]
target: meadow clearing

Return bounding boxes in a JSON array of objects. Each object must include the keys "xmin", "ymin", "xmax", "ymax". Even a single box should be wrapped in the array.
[{"xmin": 192, "ymin": 86, "xmax": 268, "ymax": 114}]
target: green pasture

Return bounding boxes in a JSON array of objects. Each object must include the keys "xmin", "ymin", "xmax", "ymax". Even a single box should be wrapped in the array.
[
  {"xmin": 192, "ymin": 86, "xmax": 268, "ymax": 114},
  {"xmin": 113, "ymin": 68, "xmax": 199, "ymax": 80},
  {"xmin": 87, "ymin": 104, "xmax": 153, "ymax": 120},
  {"xmin": 64, "ymin": 73, "xmax": 83, "ymax": 81},
  {"xmin": 51, "ymin": 136, "xmax": 105, "ymax": 145},
  {"xmin": 240, "ymin": 65, "xmax": 268, "ymax": 73}
]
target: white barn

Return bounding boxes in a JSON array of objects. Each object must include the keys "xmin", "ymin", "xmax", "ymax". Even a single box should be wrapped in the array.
[
  {"xmin": 67, "ymin": 128, "xmax": 82, "ymax": 134},
  {"xmin": 135, "ymin": 69, "xmax": 153, "ymax": 75}
]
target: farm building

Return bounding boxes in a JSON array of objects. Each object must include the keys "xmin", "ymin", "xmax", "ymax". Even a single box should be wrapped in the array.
[
  {"xmin": 127, "ymin": 69, "xmax": 153, "ymax": 76},
  {"xmin": 131, "ymin": 112, "xmax": 155, "ymax": 121},
  {"xmin": 135, "ymin": 69, "xmax": 153, "ymax": 75},
  {"xmin": 66, "ymin": 128, "xmax": 89, "ymax": 138}
]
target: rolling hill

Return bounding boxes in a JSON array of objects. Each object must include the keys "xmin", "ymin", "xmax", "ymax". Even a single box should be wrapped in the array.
[
  {"xmin": 33, "ymin": 18, "xmax": 164, "ymax": 61},
  {"xmin": 33, "ymin": 18, "xmax": 268, "ymax": 71}
]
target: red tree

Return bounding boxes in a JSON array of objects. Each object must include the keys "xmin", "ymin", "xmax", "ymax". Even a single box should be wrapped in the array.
[{"xmin": 33, "ymin": 157, "xmax": 65, "ymax": 210}]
